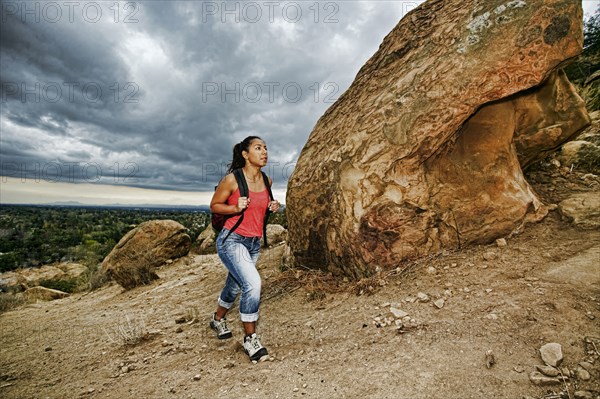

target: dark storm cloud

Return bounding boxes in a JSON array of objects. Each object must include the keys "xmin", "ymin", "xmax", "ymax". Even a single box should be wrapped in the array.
[{"xmin": 1, "ymin": 0, "xmax": 422, "ymax": 196}]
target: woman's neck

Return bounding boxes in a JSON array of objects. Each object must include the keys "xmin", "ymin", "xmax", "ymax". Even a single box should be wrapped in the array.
[{"xmin": 243, "ymin": 165, "xmax": 261, "ymax": 182}]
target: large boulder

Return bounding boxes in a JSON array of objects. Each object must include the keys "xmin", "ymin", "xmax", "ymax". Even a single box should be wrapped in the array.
[
  {"xmin": 286, "ymin": 0, "xmax": 590, "ymax": 278},
  {"xmin": 558, "ymin": 193, "xmax": 600, "ymax": 229},
  {"xmin": 266, "ymin": 224, "xmax": 287, "ymax": 245},
  {"xmin": 23, "ymin": 286, "xmax": 69, "ymax": 301},
  {"xmin": 194, "ymin": 225, "xmax": 217, "ymax": 254},
  {"xmin": 101, "ymin": 220, "xmax": 191, "ymax": 289}
]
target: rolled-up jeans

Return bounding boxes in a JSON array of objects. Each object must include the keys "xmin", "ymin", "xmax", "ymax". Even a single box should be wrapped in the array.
[{"xmin": 216, "ymin": 228, "xmax": 262, "ymax": 322}]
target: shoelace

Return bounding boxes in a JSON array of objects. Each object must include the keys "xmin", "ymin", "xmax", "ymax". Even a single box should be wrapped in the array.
[
  {"xmin": 217, "ymin": 319, "xmax": 228, "ymax": 334},
  {"xmin": 250, "ymin": 336, "xmax": 261, "ymax": 350}
]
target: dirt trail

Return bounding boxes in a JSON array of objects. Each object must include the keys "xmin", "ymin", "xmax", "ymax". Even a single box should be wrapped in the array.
[{"xmin": 1, "ymin": 171, "xmax": 599, "ymax": 399}]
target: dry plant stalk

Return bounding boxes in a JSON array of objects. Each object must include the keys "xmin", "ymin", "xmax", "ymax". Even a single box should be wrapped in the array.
[{"xmin": 103, "ymin": 314, "xmax": 148, "ymax": 346}]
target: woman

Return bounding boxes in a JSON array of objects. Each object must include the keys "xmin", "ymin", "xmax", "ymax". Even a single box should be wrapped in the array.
[{"xmin": 209, "ymin": 136, "xmax": 280, "ymax": 362}]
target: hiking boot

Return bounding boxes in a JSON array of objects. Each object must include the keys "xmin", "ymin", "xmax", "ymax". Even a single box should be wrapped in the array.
[
  {"xmin": 243, "ymin": 333, "xmax": 269, "ymax": 362},
  {"xmin": 209, "ymin": 313, "xmax": 232, "ymax": 340}
]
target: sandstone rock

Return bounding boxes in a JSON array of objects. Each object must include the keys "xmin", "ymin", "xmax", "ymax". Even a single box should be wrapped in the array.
[
  {"xmin": 575, "ymin": 366, "xmax": 591, "ymax": 381},
  {"xmin": 433, "ymin": 298, "xmax": 445, "ymax": 309},
  {"xmin": 56, "ymin": 263, "xmax": 88, "ymax": 279},
  {"xmin": 266, "ymin": 224, "xmax": 287, "ymax": 245},
  {"xmin": 286, "ymin": 0, "xmax": 589, "ymax": 277},
  {"xmin": 529, "ymin": 371, "xmax": 563, "ymax": 386},
  {"xmin": 416, "ymin": 292, "xmax": 429, "ymax": 302},
  {"xmin": 23, "ymin": 286, "xmax": 69, "ymax": 301},
  {"xmin": 574, "ymin": 391, "xmax": 594, "ymax": 399},
  {"xmin": 540, "ymin": 343, "xmax": 563, "ymax": 367},
  {"xmin": 558, "ymin": 193, "xmax": 600, "ymax": 229},
  {"xmin": 194, "ymin": 225, "xmax": 216, "ymax": 255},
  {"xmin": 495, "ymin": 238, "xmax": 507, "ymax": 247},
  {"xmin": 101, "ymin": 220, "xmax": 191, "ymax": 289},
  {"xmin": 389, "ymin": 307, "xmax": 408, "ymax": 319},
  {"xmin": 536, "ymin": 365, "xmax": 560, "ymax": 377},
  {"xmin": 0, "ymin": 271, "xmax": 27, "ymax": 292},
  {"xmin": 19, "ymin": 265, "xmax": 66, "ymax": 287}
]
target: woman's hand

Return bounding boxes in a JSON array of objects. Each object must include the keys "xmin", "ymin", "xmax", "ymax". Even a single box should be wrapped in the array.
[
  {"xmin": 236, "ymin": 196, "xmax": 250, "ymax": 213},
  {"xmin": 268, "ymin": 200, "xmax": 280, "ymax": 212}
]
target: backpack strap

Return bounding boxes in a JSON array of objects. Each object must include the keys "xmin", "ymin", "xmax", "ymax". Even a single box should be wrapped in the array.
[
  {"xmin": 222, "ymin": 169, "xmax": 248, "ymax": 243},
  {"xmin": 261, "ymin": 171, "xmax": 274, "ymax": 247}
]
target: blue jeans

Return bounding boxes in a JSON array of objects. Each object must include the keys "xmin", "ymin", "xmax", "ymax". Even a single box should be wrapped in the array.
[{"xmin": 216, "ymin": 229, "xmax": 262, "ymax": 322}]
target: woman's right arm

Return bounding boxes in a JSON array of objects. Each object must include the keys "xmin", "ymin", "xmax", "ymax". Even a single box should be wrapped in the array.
[{"xmin": 210, "ymin": 174, "xmax": 242, "ymax": 215}]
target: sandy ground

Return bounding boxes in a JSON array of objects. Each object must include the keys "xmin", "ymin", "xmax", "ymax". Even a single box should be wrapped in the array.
[{"xmin": 1, "ymin": 168, "xmax": 599, "ymax": 399}]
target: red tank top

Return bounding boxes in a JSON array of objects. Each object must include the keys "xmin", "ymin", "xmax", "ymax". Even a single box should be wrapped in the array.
[{"xmin": 224, "ymin": 187, "xmax": 270, "ymax": 237}]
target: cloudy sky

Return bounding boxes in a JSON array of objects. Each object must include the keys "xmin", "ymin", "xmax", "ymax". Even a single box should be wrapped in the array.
[{"xmin": 1, "ymin": 0, "xmax": 597, "ymax": 206}]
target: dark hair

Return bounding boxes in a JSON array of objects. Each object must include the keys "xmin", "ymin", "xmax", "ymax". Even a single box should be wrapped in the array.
[{"xmin": 227, "ymin": 136, "xmax": 263, "ymax": 173}]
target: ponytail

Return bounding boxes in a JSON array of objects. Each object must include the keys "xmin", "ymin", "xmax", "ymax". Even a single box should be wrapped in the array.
[{"xmin": 227, "ymin": 136, "xmax": 262, "ymax": 174}]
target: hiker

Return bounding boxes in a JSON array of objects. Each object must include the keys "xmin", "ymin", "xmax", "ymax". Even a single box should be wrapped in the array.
[{"xmin": 209, "ymin": 136, "xmax": 280, "ymax": 362}]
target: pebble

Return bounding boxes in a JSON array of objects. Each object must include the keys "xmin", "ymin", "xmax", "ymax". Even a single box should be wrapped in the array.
[
  {"xmin": 433, "ymin": 298, "xmax": 445, "ymax": 309},
  {"xmin": 485, "ymin": 313, "xmax": 498, "ymax": 320},
  {"xmin": 483, "ymin": 250, "xmax": 497, "ymax": 261},
  {"xmin": 539, "ymin": 343, "xmax": 563, "ymax": 367},
  {"xmin": 426, "ymin": 266, "xmax": 436, "ymax": 274},
  {"xmin": 444, "ymin": 290, "xmax": 453, "ymax": 297},
  {"xmin": 485, "ymin": 289, "xmax": 493, "ymax": 293},
  {"xmin": 417, "ymin": 292, "xmax": 430, "ymax": 302},
  {"xmin": 175, "ymin": 316, "xmax": 186, "ymax": 324},
  {"xmin": 574, "ymin": 391, "xmax": 594, "ymax": 399},
  {"xmin": 575, "ymin": 366, "xmax": 591, "ymax": 381},
  {"xmin": 560, "ymin": 367, "xmax": 571, "ymax": 377},
  {"xmin": 536, "ymin": 365, "xmax": 559, "ymax": 377},
  {"xmin": 496, "ymin": 238, "xmax": 507, "ymax": 247},
  {"xmin": 192, "ymin": 374, "xmax": 201, "ymax": 381},
  {"xmin": 513, "ymin": 366, "xmax": 525, "ymax": 373},
  {"xmin": 579, "ymin": 361, "xmax": 593, "ymax": 371},
  {"xmin": 390, "ymin": 307, "xmax": 409, "ymax": 319},
  {"xmin": 45, "ymin": 346, "xmax": 53, "ymax": 352},
  {"xmin": 121, "ymin": 366, "xmax": 130, "ymax": 373},
  {"xmin": 586, "ymin": 312, "xmax": 596, "ymax": 320},
  {"xmin": 528, "ymin": 371, "xmax": 562, "ymax": 386},
  {"xmin": 175, "ymin": 326, "xmax": 183, "ymax": 333},
  {"xmin": 293, "ymin": 388, "xmax": 299, "ymax": 392}
]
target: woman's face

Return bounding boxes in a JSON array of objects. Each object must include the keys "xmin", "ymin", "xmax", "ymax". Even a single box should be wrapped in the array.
[{"xmin": 243, "ymin": 139, "xmax": 268, "ymax": 167}]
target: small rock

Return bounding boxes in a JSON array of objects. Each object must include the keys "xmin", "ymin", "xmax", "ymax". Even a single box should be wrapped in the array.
[
  {"xmin": 121, "ymin": 366, "xmax": 130, "ymax": 373},
  {"xmin": 192, "ymin": 374, "xmax": 201, "ymax": 381},
  {"xmin": 174, "ymin": 316, "xmax": 186, "ymax": 324},
  {"xmin": 576, "ymin": 366, "xmax": 591, "ymax": 381},
  {"xmin": 560, "ymin": 367, "xmax": 571, "ymax": 377},
  {"xmin": 389, "ymin": 307, "xmax": 408, "ymax": 319},
  {"xmin": 175, "ymin": 326, "xmax": 183, "ymax": 333},
  {"xmin": 433, "ymin": 298, "xmax": 445, "ymax": 309},
  {"xmin": 579, "ymin": 361, "xmax": 593, "ymax": 371},
  {"xmin": 586, "ymin": 312, "xmax": 596, "ymax": 320},
  {"xmin": 485, "ymin": 350, "xmax": 495, "ymax": 368},
  {"xmin": 416, "ymin": 292, "xmax": 430, "ymax": 302},
  {"xmin": 496, "ymin": 238, "xmax": 507, "ymax": 247},
  {"xmin": 483, "ymin": 250, "xmax": 497, "ymax": 261},
  {"xmin": 302, "ymin": 384, "xmax": 308, "ymax": 388},
  {"xmin": 485, "ymin": 288, "xmax": 493, "ymax": 293},
  {"xmin": 536, "ymin": 365, "xmax": 559, "ymax": 377},
  {"xmin": 539, "ymin": 343, "xmax": 563, "ymax": 367},
  {"xmin": 426, "ymin": 266, "xmax": 436, "ymax": 274},
  {"xmin": 574, "ymin": 391, "xmax": 594, "ymax": 399},
  {"xmin": 293, "ymin": 388, "xmax": 299, "ymax": 392},
  {"xmin": 529, "ymin": 371, "xmax": 562, "ymax": 386},
  {"xmin": 166, "ymin": 259, "xmax": 173, "ymax": 264},
  {"xmin": 45, "ymin": 346, "xmax": 53, "ymax": 352},
  {"xmin": 513, "ymin": 365, "xmax": 525, "ymax": 373},
  {"xmin": 443, "ymin": 289, "xmax": 452, "ymax": 297},
  {"xmin": 485, "ymin": 313, "xmax": 498, "ymax": 320}
]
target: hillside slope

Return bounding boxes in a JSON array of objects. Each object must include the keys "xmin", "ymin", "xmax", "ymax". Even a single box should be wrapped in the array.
[{"xmin": 1, "ymin": 169, "xmax": 599, "ymax": 399}]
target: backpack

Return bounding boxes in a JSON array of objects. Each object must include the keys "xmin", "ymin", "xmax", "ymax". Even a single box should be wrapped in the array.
[{"xmin": 211, "ymin": 168, "xmax": 274, "ymax": 246}]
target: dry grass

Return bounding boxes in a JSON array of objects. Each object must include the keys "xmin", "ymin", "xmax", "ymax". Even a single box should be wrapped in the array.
[{"xmin": 103, "ymin": 314, "xmax": 151, "ymax": 346}]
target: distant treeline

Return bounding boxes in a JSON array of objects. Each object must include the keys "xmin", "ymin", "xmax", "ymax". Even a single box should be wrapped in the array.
[{"xmin": 0, "ymin": 205, "xmax": 287, "ymax": 273}]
